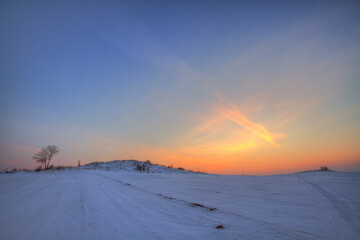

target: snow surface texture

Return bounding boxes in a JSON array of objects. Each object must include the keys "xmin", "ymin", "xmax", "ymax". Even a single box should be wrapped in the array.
[{"xmin": 0, "ymin": 163, "xmax": 359, "ymax": 240}]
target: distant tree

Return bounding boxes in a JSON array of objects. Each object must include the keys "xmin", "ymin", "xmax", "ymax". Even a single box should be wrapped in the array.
[
  {"xmin": 320, "ymin": 166, "xmax": 329, "ymax": 171},
  {"xmin": 32, "ymin": 145, "xmax": 60, "ymax": 169}
]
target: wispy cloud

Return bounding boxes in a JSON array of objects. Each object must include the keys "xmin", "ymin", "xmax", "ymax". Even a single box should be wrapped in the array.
[
  {"xmin": 165, "ymin": 95, "xmax": 288, "ymax": 164},
  {"xmin": 215, "ymin": 95, "xmax": 287, "ymax": 147}
]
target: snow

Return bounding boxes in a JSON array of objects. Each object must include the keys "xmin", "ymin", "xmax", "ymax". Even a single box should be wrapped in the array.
[{"xmin": 0, "ymin": 164, "xmax": 359, "ymax": 240}]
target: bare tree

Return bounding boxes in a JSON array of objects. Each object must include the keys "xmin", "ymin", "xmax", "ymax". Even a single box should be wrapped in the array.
[
  {"xmin": 32, "ymin": 150, "xmax": 48, "ymax": 169},
  {"xmin": 32, "ymin": 145, "xmax": 60, "ymax": 169},
  {"xmin": 45, "ymin": 145, "xmax": 60, "ymax": 169}
]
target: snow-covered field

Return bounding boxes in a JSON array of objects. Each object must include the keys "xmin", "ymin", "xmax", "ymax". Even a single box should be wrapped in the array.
[{"xmin": 1, "ymin": 163, "xmax": 359, "ymax": 240}]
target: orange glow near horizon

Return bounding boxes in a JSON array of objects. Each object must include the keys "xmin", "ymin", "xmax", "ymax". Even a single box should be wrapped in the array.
[
  {"xmin": 115, "ymin": 95, "xmax": 292, "ymax": 174},
  {"xmin": 2, "ymin": 96, "xmax": 358, "ymax": 175},
  {"xmin": 127, "ymin": 96, "xmax": 359, "ymax": 175}
]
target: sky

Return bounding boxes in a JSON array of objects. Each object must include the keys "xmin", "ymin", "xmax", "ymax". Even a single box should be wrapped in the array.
[{"xmin": 0, "ymin": 0, "xmax": 359, "ymax": 174}]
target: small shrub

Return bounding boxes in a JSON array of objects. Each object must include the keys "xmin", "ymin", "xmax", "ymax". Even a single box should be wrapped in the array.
[
  {"xmin": 134, "ymin": 162, "xmax": 149, "ymax": 172},
  {"xmin": 216, "ymin": 224, "xmax": 224, "ymax": 229},
  {"xmin": 54, "ymin": 165, "xmax": 72, "ymax": 170},
  {"xmin": 177, "ymin": 167, "xmax": 185, "ymax": 170},
  {"xmin": 145, "ymin": 160, "xmax": 151, "ymax": 164},
  {"xmin": 320, "ymin": 166, "xmax": 329, "ymax": 171},
  {"xmin": 35, "ymin": 166, "xmax": 42, "ymax": 172}
]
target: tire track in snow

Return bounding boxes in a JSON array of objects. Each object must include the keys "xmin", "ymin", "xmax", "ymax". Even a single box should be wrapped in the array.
[
  {"xmin": 299, "ymin": 176, "xmax": 360, "ymax": 240},
  {"xmin": 319, "ymin": 182, "xmax": 360, "ymax": 217},
  {"xmin": 95, "ymin": 173, "xmax": 218, "ymax": 212},
  {"xmin": 298, "ymin": 176, "xmax": 341, "ymax": 240},
  {"xmin": 78, "ymin": 173, "xmax": 89, "ymax": 217},
  {"xmin": 94, "ymin": 172, "xmax": 320, "ymax": 239},
  {"xmin": 96, "ymin": 180, "xmax": 164, "ymax": 239},
  {"xmin": 28, "ymin": 174, "xmax": 68, "ymax": 239},
  {"xmin": 94, "ymin": 173, "xmax": 231, "ymax": 233}
]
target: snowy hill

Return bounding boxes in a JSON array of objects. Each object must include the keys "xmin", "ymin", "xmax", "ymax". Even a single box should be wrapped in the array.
[
  {"xmin": 0, "ymin": 169, "xmax": 359, "ymax": 239},
  {"xmin": 81, "ymin": 159, "xmax": 198, "ymax": 173}
]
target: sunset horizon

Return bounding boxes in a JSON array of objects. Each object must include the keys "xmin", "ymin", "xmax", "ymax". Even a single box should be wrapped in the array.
[{"xmin": 1, "ymin": 0, "xmax": 359, "ymax": 175}]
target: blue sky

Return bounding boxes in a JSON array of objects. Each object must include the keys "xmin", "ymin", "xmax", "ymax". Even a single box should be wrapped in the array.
[{"xmin": 1, "ymin": 0, "xmax": 359, "ymax": 174}]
